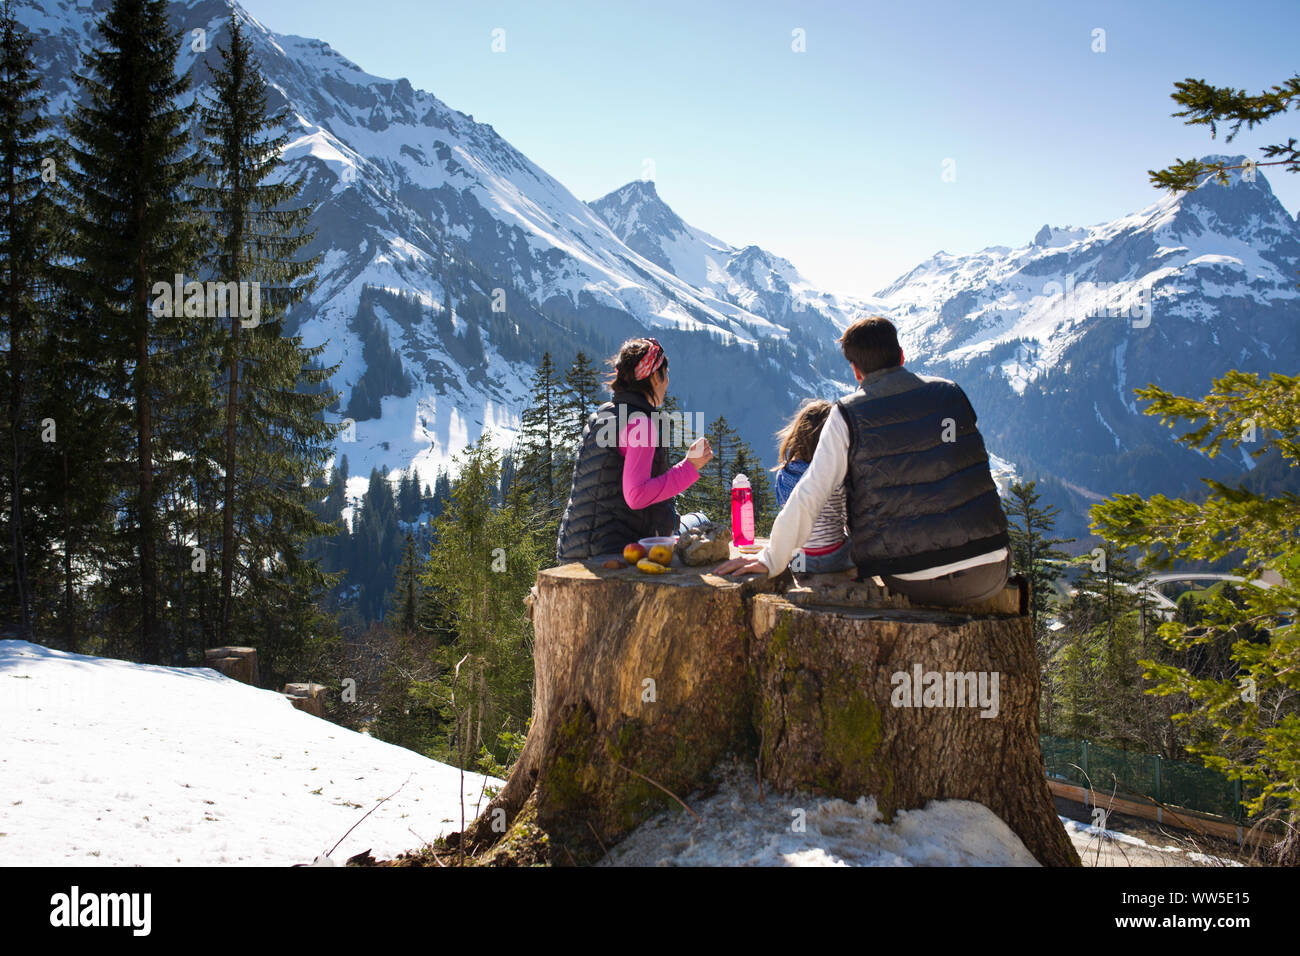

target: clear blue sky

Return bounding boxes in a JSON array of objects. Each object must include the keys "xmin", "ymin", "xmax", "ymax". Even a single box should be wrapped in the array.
[{"xmin": 240, "ymin": 0, "xmax": 1300, "ymax": 298}]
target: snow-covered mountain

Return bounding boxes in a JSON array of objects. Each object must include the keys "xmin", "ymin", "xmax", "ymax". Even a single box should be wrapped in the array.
[
  {"xmin": 877, "ymin": 156, "xmax": 1300, "ymax": 531},
  {"xmin": 20, "ymin": 0, "xmax": 1300, "ymax": 532},
  {"xmin": 589, "ymin": 179, "xmax": 880, "ymax": 332},
  {"xmin": 24, "ymin": 0, "xmax": 864, "ymax": 498},
  {"xmin": 884, "ymin": 155, "xmax": 1298, "ymax": 390}
]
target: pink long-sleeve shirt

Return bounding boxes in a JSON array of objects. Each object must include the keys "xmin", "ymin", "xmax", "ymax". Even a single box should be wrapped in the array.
[{"xmin": 620, "ymin": 412, "xmax": 700, "ymax": 510}]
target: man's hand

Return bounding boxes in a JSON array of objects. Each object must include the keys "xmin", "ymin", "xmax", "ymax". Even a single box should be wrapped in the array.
[{"xmin": 713, "ymin": 556, "xmax": 769, "ymax": 577}]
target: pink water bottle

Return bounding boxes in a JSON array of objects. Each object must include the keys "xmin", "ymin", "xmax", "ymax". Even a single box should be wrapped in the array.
[{"xmin": 731, "ymin": 474, "xmax": 755, "ymax": 547}]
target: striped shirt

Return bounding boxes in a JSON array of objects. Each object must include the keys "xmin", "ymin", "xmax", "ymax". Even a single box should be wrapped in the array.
[{"xmin": 774, "ymin": 460, "xmax": 847, "ymax": 554}]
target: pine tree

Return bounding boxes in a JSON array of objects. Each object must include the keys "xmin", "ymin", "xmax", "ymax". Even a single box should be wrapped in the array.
[
  {"xmin": 1147, "ymin": 75, "xmax": 1300, "ymax": 193},
  {"xmin": 0, "ymin": 2, "xmax": 54, "ymax": 638},
  {"xmin": 28, "ymin": 144, "xmax": 112, "ymax": 650},
  {"xmin": 390, "ymin": 533, "xmax": 421, "ymax": 636},
  {"xmin": 1058, "ymin": 545, "xmax": 1156, "ymax": 747},
  {"xmin": 431, "ymin": 468, "xmax": 451, "ymax": 518},
  {"xmin": 676, "ymin": 413, "xmax": 747, "ymax": 525},
  {"xmin": 352, "ymin": 468, "xmax": 401, "ymax": 621},
  {"xmin": 193, "ymin": 12, "xmax": 335, "ymax": 649},
  {"xmin": 463, "ymin": 316, "xmax": 484, "ymax": 365},
  {"xmin": 707, "ymin": 415, "xmax": 743, "ymax": 504},
  {"xmin": 515, "ymin": 351, "xmax": 562, "ymax": 513},
  {"xmin": 347, "ymin": 376, "xmax": 374, "ymax": 421},
  {"xmin": 397, "ymin": 469, "xmax": 421, "ymax": 522},
  {"xmin": 65, "ymin": 0, "xmax": 202, "ymax": 662},
  {"xmin": 1006, "ymin": 481, "xmax": 1075, "ymax": 639},
  {"xmin": 436, "ymin": 286, "xmax": 454, "ymax": 341},
  {"xmin": 415, "ymin": 435, "xmax": 540, "ymax": 768},
  {"xmin": 1092, "ymin": 371, "xmax": 1300, "ymax": 860},
  {"xmin": 1005, "ymin": 480, "xmax": 1075, "ymax": 734},
  {"xmin": 557, "ymin": 350, "xmax": 601, "ymax": 454},
  {"xmin": 1065, "ymin": 546, "xmax": 1145, "ymax": 662},
  {"xmin": 1054, "ymin": 625, "xmax": 1102, "ymax": 740},
  {"xmin": 324, "ymin": 461, "xmax": 347, "ymax": 523},
  {"xmin": 551, "ymin": 350, "xmax": 600, "ymax": 494}
]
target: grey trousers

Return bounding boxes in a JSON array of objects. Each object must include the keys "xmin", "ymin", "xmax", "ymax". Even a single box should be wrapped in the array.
[{"xmin": 882, "ymin": 554, "xmax": 1011, "ymax": 608}]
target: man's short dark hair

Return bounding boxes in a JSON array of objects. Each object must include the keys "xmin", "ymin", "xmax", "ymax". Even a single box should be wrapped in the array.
[{"xmin": 839, "ymin": 316, "xmax": 902, "ymax": 376}]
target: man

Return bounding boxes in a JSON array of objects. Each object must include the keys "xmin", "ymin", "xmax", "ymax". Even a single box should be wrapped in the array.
[{"xmin": 715, "ymin": 316, "xmax": 1010, "ymax": 607}]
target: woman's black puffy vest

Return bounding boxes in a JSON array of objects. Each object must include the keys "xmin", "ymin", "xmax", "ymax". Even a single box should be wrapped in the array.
[
  {"xmin": 555, "ymin": 390, "xmax": 677, "ymax": 560},
  {"xmin": 837, "ymin": 366, "xmax": 1009, "ymax": 576}
]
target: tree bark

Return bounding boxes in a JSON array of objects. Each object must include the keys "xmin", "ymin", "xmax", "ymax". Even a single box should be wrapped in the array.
[
  {"xmin": 455, "ymin": 561, "xmax": 775, "ymax": 863},
  {"xmin": 7, "ymin": 264, "xmax": 31, "ymax": 638},
  {"xmin": 750, "ymin": 585, "xmax": 1078, "ymax": 867},
  {"xmin": 455, "ymin": 561, "xmax": 1078, "ymax": 867},
  {"xmin": 61, "ymin": 448, "xmax": 74, "ymax": 652},
  {"xmin": 219, "ymin": 305, "xmax": 239, "ymax": 647},
  {"xmin": 135, "ymin": 253, "xmax": 158, "ymax": 663}
]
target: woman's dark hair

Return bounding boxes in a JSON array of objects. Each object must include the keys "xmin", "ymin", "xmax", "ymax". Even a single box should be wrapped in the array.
[
  {"xmin": 773, "ymin": 399, "xmax": 832, "ymax": 468},
  {"xmin": 606, "ymin": 337, "xmax": 669, "ymax": 398},
  {"xmin": 839, "ymin": 315, "xmax": 902, "ymax": 376}
]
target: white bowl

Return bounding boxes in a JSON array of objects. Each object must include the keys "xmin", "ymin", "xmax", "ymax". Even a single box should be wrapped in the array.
[{"xmin": 638, "ymin": 536, "xmax": 678, "ymax": 549}]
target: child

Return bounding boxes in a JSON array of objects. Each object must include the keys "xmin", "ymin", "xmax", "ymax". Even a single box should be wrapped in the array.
[{"xmin": 772, "ymin": 400, "xmax": 854, "ymax": 574}]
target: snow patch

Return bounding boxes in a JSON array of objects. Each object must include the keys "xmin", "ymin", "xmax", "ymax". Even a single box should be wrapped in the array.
[{"xmin": 601, "ymin": 766, "xmax": 1038, "ymax": 867}]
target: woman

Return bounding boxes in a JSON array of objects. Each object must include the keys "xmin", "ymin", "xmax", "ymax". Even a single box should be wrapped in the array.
[
  {"xmin": 771, "ymin": 399, "xmax": 854, "ymax": 574},
  {"xmin": 556, "ymin": 337, "xmax": 712, "ymax": 559}
]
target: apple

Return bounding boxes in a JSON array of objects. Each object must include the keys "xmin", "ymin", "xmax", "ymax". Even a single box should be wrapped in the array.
[
  {"xmin": 623, "ymin": 542, "xmax": 648, "ymax": 563},
  {"xmin": 647, "ymin": 544, "xmax": 673, "ymax": 565}
]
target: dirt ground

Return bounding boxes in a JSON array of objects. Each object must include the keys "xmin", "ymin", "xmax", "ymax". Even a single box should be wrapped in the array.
[{"xmin": 1054, "ymin": 796, "xmax": 1256, "ymax": 867}]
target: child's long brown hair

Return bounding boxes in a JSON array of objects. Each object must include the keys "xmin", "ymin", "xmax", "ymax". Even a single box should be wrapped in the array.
[{"xmin": 773, "ymin": 399, "xmax": 833, "ymax": 468}]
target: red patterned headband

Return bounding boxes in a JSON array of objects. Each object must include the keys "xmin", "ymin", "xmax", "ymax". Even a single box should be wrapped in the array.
[{"xmin": 633, "ymin": 338, "xmax": 665, "ymax": 380}]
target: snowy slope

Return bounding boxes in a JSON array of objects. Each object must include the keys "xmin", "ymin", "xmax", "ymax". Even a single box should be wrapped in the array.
[
  {"xmin": 0, "ymin": 641, "xmax": 1248, "ymax": 868},
  {"xmin": 0, "ymin": 640, "xmax": 500, "ymax": 866}
]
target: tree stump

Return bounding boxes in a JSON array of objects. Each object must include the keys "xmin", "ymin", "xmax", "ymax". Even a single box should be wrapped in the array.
[
  {"xmin": 283, "ymin": 682, "xmax": 328, "ymax": 718},
  {"xmin": 456, "ymin": 560, "xmax": 1078, "ymax": 867},
  {"xmin": 751, "ymin": 586, "xmax": 1077, "ymax": 867},
  {"xmin": 457, "ymin": 560, "xmax": 783, "ymax": 864},
  {"xmin": 203, "ymin": 646, "xmax": 258, "ymax": 686}
]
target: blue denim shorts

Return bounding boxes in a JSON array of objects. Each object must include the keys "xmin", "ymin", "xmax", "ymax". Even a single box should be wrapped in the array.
[{"xmin": 793, "ymin": 540, "xmax": 854, "ymax": 574}]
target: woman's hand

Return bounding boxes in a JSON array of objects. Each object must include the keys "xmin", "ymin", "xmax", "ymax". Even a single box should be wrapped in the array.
[{"xmin": 685, "ymin": 436, "xmax": 713, "ymax": 471}]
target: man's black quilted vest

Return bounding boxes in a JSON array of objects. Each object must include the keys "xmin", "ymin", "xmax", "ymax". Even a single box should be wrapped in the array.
[
  {"xmin": 555, "ymin": 390, "xmax": 677, "ymax": 560},
  {"xmin": 837, "ymin": 366, "xmax": 1009, "ymax": 576}
]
